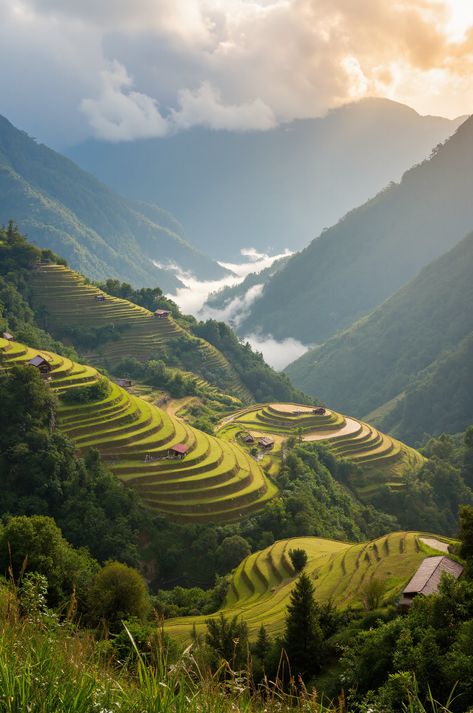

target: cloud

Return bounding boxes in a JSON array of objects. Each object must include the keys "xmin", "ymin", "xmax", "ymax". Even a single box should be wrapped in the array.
[
  {"xmin": 1, "ymin": 0, "xmax": 473, "ymax": 146},
  {"xmin": 161, "ymin": 247, "xmax": 291, "ymax": 315},
  {"xmin": 242, "ymin": 333, "xmax": 310, "ymax": 370},
  {"xmin": 81, "ymin": 61, "xmax": 169, "ymax": 141},
  {"xmin": 171, "ymin": 82, "xmax": 276, "ymax": 131},
  {"xmin": 201, "ymin": 283, "xmax": 265, "ymax": 326}
]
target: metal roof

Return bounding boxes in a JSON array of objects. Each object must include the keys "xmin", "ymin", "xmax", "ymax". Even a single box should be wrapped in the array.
[
  {"xmin": 403, "ymin": 556, "xmax": 464, "ymax": 597},
  {"xmin": 28, "ymin": 355, "xmax": 50, "ymax": 368}
]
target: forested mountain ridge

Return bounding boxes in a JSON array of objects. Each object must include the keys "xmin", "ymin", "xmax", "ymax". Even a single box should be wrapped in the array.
[
  {"xmin": 286, "ymin": 228, "xmax": 473, "ymax": 444},
  {"xmin": 67, "ymin": 98, "xmax": 464, "ymax": 259},
  {"xmin": 238, "ymin": 113, "xmax": 473, "ymax": 344},
  {"xmin": 0, "ymin": 114, "xmax": 227, "ymax": 290}
]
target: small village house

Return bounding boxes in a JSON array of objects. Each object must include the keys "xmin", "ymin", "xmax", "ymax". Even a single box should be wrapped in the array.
[
  {"xmin": 95, "ymin": 294, "xmax": 106, "ymax": 302},
  {"xmin": 154, "ymin": 309, "xmax": 171, "ymax": 318},
  {"xmin": 313, "ymin": 407, "xmax": 326, "ymax": 415},
  {"xmin": 168, "ymin": 443, "xmax": 189, "ymax": 460},
  {"xmin": 258, "ymin": 436, "xmax": 274, "ymax": 450},
  {"xmin": 28, "ymin": 355, "xmax": 52, "ymax": 375},
  {"xmin": 2, "ymin": 332, "xmax": 14, "ymax": 341},
  {"xmin": 399, "ymin": 556, "xmax": 463, "ymax": 610}
]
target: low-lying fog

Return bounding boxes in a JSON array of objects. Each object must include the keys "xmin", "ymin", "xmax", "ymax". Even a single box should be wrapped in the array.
[{"xmin": 161, "ymin": 248, "xmax": 310, "ymax": 370}]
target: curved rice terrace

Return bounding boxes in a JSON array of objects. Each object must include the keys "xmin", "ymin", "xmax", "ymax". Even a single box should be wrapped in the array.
[
  {"xmin": 217, "ymin": 402, "xmax": 425, "ymax": 500},
  {"xmin": 164, "ymin": 531, "xmax": 451, "ymax": 642},
  {"xmin": 28, "ymin": 264, "xmax": 252, "ymax": 403},
  {"xmin": 0, "ymin": 337, "xmax": 275, "ymax": 522}
]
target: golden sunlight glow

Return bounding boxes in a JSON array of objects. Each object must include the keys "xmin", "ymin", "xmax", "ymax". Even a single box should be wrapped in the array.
[{"xmin": 445, "ymin": 0, "xmax": 473, "ymax": 40}]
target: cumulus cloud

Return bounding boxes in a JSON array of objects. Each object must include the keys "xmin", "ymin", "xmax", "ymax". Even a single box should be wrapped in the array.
[
  {"xmin": 242, "ymin": 333, "xmax": 311, "ymax": 371},
  {"xmin": 81, "ymin": 61, "xmax": 168, "ymax": 141},
  {"xmin": 1, "ymin": 0, "xmax": 473, "ymax": 146},
  {"xmin": 171, "ymin": 82, "xmax": 277, "ymax": 131}
]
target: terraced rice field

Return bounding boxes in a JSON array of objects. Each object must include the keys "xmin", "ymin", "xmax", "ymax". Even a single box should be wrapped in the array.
[
  {"xmin": 0, "ymin": 337, "xmax": 276, "ymax": 522},
  {"xmin": 164, "ymin": 531, "xmax": 450, "ymax": 642},
  {"xmin": 28, "ymin": 264, "xmax": 252, "ymax": 403},
  {"xmin": 218, "ymin": 403, "xmax": 425, "ymax": 499}
]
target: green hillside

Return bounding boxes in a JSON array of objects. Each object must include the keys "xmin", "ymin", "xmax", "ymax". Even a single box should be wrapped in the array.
[
  {"xmin": 0, "ymin": 336, "xmax": 277, "ymax": 522},
  {"xmin": 286, "ymin": 229, "xmax": 473, "ymax": 443},
  {"xmin": 164, "ymin": 531, "xmax": 449, "ymax": 641},
  {"xmin": 29, "ymin": 263, "xmax": 253, "ymax": 403},
  {"xmin": 218, "ymin": 403, "xmax": 424, "ymax": 501},
  {"xmin": 239, "ymin": 114, "xmax": 473, "ymax": 344},
  {"xmin": 0, "ymin": 114, "xmax": 226, "ymax": 290}
]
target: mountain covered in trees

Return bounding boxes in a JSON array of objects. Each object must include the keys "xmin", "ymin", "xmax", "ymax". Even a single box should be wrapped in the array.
[
  {"xmin": 0, "ymin": 114, "xmax": 227, "ymax": 290},
  {"xmin": 286, "ymin": 228, "xmax": 473, "ymax": 444},
  {"xmin": 67, "ymin": 98, "xmax": 463, "ymax": 259},
  {"xmin": 238, "ymin": 112, "xmax": 473, "ymax": 344}
]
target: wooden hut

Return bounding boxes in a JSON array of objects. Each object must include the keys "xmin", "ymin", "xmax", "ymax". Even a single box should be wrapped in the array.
[
  {"xmin": 2, "ymin": 332, "xmax": 14, "ymax": 341},
  {"xmin": 95, "ymin": 294, "xmax": 106, "ymax": 302},
  {"xmin": 399, "ymin": 556, "xmax": 463, "ymax": 610},
  {"xmin": 116, "ymin": 378, "xmax": 132, "ymax": 389},
  {"xmin": 28, "ymin": 355, "xmax": 52, "ymax": 375},
  {"xmin": 258, "ymin": 436, "xmax": 274, "ymax": 450},
  {"xmin": 242, "ymin": 433, "xmax": 255, "ymax": 444},
  {"xmin": 312, "ymin": 407, "xmax": 326, "ymax": 415},
  {"xmin": 168, "ymin": 443, "xmax": 189, "ymax": 460},
  {"xmin": 154, "ymin": 309, "xmax": 171, "ymax": 319}
]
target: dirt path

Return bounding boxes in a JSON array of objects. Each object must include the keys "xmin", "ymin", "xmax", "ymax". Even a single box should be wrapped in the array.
[
  {"xmin": 164, "ymin": 396, "xmax": 198, "ymax": 420},
  {"xmin": 420, "ymin": 537, "xmax": 450, "ymax": 553}
]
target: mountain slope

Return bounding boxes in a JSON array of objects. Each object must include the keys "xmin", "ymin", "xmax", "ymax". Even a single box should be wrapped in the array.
[
  {"xmin": 286, "ymin": 230, "xmax": 473, "ymax": 442},
  {"xmin": 67, "ymin": 99, "xmax": 464, "ymax": 259},
  {"xmin": 0, "ymin": 114, "xmax": 226, "ymax": 290},
  {"xmin": 164, "ymin": 532, "xmax": 445, "ymax": 641},
  {"xmin": 29, "ymin": 263, "xmax": 253, "ymax": 403},
  {"xmin": 0, "ymin": 335, "xmax": 276, "ymax": 522},
  {"xmin": 239, "ymin": 113, "xmax": 473, "ymax": 344}
]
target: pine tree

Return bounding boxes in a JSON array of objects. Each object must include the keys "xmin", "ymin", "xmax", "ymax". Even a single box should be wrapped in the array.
[
  {"xmin": 283, "ymin": 572, "xmax": 323, "ymax": 679},
  {"xmin": 254, "ymin": 623, "xmax": 271, "ymax": 664}
]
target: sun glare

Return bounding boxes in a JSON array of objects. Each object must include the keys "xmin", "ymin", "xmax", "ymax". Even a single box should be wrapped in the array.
[{"xmin": 444, "ymin": 0, "xmax": 473, "ymax": 40}]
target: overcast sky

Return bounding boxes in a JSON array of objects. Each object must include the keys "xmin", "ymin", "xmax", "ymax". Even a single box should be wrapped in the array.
[{"xmin": 1, "ymin": 0, "xmax": 472, "ymax": 148}]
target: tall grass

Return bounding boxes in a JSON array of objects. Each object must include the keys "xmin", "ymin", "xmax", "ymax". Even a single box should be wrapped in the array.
[{"xmin": 0, "ymin": 616, "xmax": 459, "ymax": 713}]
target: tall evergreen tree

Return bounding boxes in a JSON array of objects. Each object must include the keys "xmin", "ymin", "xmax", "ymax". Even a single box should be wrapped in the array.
[{"xmin": 283, "ymin": 572, "xmax": 323, "ymax": 679}]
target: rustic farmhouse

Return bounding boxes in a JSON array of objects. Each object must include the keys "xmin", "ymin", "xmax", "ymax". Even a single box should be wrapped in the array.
[
  {"xmin": 399, "ymin": 556, "xmax": 463, "ymax": 609},
  {"xmin": 168, "ymin": 443, "xmax": 189, "ymax": 459},
  {"xmin": 154, "ymin": 309, "xmax": 171, "ymax": 318},
  {"xmin": 28, "ymin": 355, "xmax": 52, "ymax": 374}
]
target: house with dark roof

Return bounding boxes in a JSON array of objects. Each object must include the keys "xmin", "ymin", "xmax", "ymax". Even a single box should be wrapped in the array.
[
  {"xmin": 399, "ymin": 556, "xmax": 464, "ymax": 610},
  {"xmin": 28, "ymin": 355, "xmax": 52, "ymax": 374},
  {"xmin": 258, "ymin": 436, "xmax": 274, "ymax": 450}
]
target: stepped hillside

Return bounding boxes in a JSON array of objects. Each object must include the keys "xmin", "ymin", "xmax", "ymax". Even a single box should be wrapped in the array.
[
  {"xmin": 218, "ymin": 403, "xmax": 424, "ymax": 502},
  {"xmin": 0, "ymin": 114, "xmax": 226, "ymax": 290},
  {"xmin": 286, "ymin": 230, "xmax": 473, "ymax": 444},
  {"xmin": 165, "ymin": 532, "xmax": 451, "ymax": 641},
  {"xmin": 28, "ymin": 263, "xmax": 253, "ymax": 403},
  {"xmin": 68, "ymin": 98, "xmax": 464, "ymax": 258},
  {"xmin": 238, "ymin": 113, "xmax": 473, "ymax": 344},
  {"xmin": 0, "ymin": 336, "xmax": 276, "ymax": 522}
]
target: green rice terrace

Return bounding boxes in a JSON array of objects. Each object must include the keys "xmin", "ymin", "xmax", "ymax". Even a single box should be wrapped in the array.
[
  {"xmin": 218, "ymin": 403, "xmax": 425, "ymax": 500},
  {"xmin": 164, "ymin": 531, "xmax": 452, "ymax": 642},
  {"xmin": 0, "ymin": 336, "xmax": 275, "ymax": 522},
  {"xmin": 28, "ymin": 263, "xmax": 252, "ymax": 402}
]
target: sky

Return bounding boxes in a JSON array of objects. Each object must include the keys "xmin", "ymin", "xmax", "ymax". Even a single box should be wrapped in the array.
[{"xmin": 0, "ymin": 0, "xmax": 472, "ymax": 148}]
